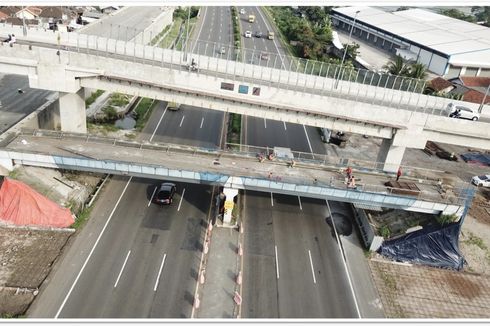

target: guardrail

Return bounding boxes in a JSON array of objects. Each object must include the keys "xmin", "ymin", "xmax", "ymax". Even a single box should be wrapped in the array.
[
  {"xmin": 9, "ymin": 129, "xmax": 469, "ymax": 207},
  {"xmin": 1, "ymin": 24, "xmax": 478, "ymax": 117}
]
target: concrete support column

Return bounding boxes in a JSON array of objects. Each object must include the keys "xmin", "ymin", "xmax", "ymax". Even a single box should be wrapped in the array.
[
  {"xmin": 0, "ymin": 157, "xmax": 14, "ymax": 172},
  {"xmin": 377, "ymin": 138, "xmax": 406, "ymax": 173},
  {"xmin": 58, "ymin": 89, "xmax": 87, "ymax": 133},
  {"xmin": 222, "ymin": 187, "xmax": 238, "ymax": 224}
]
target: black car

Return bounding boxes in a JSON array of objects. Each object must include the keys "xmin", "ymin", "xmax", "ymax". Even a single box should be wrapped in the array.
[
  {"xmin": 255, "ymin": 31, "xmax": 263, "ymax": 38},
  {"xmin": 152, "ymin": 183, "xmax": 177, "ymax": 205}
]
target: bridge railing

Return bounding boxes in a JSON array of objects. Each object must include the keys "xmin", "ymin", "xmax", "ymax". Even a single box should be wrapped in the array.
[
  {"xmin": 1, "ymin": 24, "xmax": 480, "ymax": 117},
  {"xmin": 15, "ymin": 129, "xmax": 468, "ymax": 207}
]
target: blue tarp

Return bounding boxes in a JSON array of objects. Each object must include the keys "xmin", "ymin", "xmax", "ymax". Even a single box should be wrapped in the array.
[
  {"xmin": 378, "ymin": 222, "xmax": 465, "ymax": 270},
  {"xmin": 461, "ymin": 152, "xmax": 490, "ymax": 166}
]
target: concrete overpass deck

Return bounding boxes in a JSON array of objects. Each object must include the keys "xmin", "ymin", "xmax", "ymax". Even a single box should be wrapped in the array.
[{"xmin": 0, "ymin": 130, "xmax": 468, "ymax": 217}]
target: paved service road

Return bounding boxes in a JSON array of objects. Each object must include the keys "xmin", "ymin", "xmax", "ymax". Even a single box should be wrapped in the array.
[{"xmin": 0, "ymin": 73, "xmax": 53, "ymax": 133}]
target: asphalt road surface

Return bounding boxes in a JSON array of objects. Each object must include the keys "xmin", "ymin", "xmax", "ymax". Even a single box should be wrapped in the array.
[
  {"xmin": 0, "ymin": 73, "xmax": 54, "ymax": 133},
  {"xmin": 238, "ymin": 7, "xmax": 359, "ymax": 318},
  {"xmin": 80, "ymin": 7, "xmax": 165, "ymax": 41}
]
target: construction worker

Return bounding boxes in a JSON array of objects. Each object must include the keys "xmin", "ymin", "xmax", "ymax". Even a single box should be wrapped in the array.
[{"xmin": 396, "ymin": 167, "xmax": 402, "ymax": 181}]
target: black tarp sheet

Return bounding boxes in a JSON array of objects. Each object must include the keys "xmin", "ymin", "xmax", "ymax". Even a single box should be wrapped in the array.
[
  {"xmin": 461, "ymin": 152, "xmax": 490, "ymax": 166},
  {"xmin": 378, "ymin": 222, "xmax": 465, "ymax": 270}
]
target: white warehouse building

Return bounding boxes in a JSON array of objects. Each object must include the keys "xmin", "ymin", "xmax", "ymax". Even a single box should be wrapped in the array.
[{"xmin": 331, "ymin": 6, "xmax": 490, "ymax": 78}]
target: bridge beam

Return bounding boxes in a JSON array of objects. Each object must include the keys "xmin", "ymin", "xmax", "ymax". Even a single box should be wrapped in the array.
[{"xmin": 58, "ymin": 89, "xmax": 87, "ymax": 133}]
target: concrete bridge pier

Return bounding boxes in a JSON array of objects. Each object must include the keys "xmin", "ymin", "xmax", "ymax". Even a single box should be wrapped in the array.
[
  {"xmin": 58, "ymin": 89, "xmax": 87, "ymax": 133},
  {"xmin": 377, "ymin": 138, "xmax": 406, "ymax": 173},
  {"xmin": 222, "ymin": 188, "xmax": 238, "ymax": 224},
  {"xmin": 378, "ymin": 128, "xmax": 428, "ymax": 173}
]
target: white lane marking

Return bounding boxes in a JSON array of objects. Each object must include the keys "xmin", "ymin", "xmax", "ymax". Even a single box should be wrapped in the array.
[
  {"xmin": 153, "ymin": 253, "xmax": 167, "ymax": 292},
  {"xmin": 303, "ymin": 124, "xmax": 313, "ymax": 153},
  {"xmin": 254, "ymin": 44, "xmax": 256, "ymax": 50},
  {"xmin": 55, "ymin": 177, "xmax": 133, "ymax": 318},
  {"xmin": 179, "ymin": 116, "xmax": 185, "ymax": 127},
  {"xmin": 200, "ymin": 117, "xmax": 204, "ymax": 129},
  {"xmin": 114, "ymin": 250, "xmax": 131, "ymax": 288},
  {"xmin": 263, "ymin": 118, "xmax": 267, "ymax": 128},
  {"xmin": 275, "ymin": 245, "xmax": 280, "ymax": 279},
  {"xmin": 191, "ymin": 7, "xmax": 207, "ymax": 53},
  {"xmin": 325, "ymin": 200, "xmax": 362, "ymax": 318},
  {"xmin": 177, "ymin": 188, "xmax": 186, "ymax": 211},
  {"xmin": 270, "ymin": 192, "xmax": 274, "ymax": 207},
  {"xmin": 283, "ymin": 121, "xmax": 287, "ymax": 130},
  {"xmin": 150, "ymin": 107, "xmax": 168, "ymax": 142},
  {"xmin": 308, "ymin": 250, "xmax": 317, "ymax": 284},
  {"xmin": 256, "ymin": 7, "xmax": 286, "ymax": 69},
  {"xmin": 298, "ymin": 196, "xmax": 303, "ymax": 210},
  {"xmin": 148, "ymin": 186, "xmax": 157, "ymax": 207}
]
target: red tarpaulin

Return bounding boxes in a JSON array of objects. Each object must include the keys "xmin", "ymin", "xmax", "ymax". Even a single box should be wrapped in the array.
[{"xmin": 0, "ymin": 177, "xmax": 74, "ymax": 228}]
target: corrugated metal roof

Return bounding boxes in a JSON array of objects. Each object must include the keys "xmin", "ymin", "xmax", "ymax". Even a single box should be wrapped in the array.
[{"xmin": 332, "ymin": 6, "xmax": 490, "ymax": 67}]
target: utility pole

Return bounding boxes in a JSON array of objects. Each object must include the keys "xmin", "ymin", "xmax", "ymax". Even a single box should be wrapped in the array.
[{"xmin": 335, "ymin": 10, "xmax": 360, "ymax": 89}]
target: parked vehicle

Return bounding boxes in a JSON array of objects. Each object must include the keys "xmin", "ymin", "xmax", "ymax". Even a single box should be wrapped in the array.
[
  {"xmin": 472, "ymin": 175, "xmax": 490, "ymax": 187},
  {"xmin": 260, "ymin": 52, "xmax": 269, "ymax": 60},
  {"xmin": 248, "ymin": 15, "xmax": 255, "ymax": 23},
  {"xmin": 448, "ymin": 104, "xmax": 480, "ymax": 121},
  {"xmin": 152, "ymin": 183, "xmax": 177, "ymax": 205},
  {"xmin": 167, "ymin": 101, "xmax": 181, "ymax": 111},
  {"xmin": 244, "ymin": 30, "xmax": 252, "ymax": 38},
  {"xmin": 219, "ymin": 46, "xmax": 226, "ymax": 54},
  {"xmin": 267, "ymin": 31, "xmax": 275, "ymax": 40}
]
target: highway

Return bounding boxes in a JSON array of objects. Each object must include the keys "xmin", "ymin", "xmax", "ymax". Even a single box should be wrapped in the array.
[
  {"xmin": 27, "ymin": 7, "xmax": 229, "ymax": 318},
  {"xmin": 238, "ymin": 7, "xmax": 359, "ymax": 318}
]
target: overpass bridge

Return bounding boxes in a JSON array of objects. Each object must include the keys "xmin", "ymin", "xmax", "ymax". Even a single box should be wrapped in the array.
[
  {"xmin": 0, "ymin": 26, "xmax": 489, "ymax": 172},
  {"xmin": 0, "ymin": 129, "xmax": 468, "ymax": 218}
]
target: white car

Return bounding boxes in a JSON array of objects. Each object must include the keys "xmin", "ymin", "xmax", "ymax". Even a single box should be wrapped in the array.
[
  {"xmin": 240, "ymin": 9, "xmax": 245, "ymax": 15},
  {"xmin": 472, "ymin": 175, "xmax": 490, "ymax": 187},
  {"xmin": 448, "ymin": 105, "xmax": 480, "ymax": 121},
  {"xmin": 244, "ymin": 30, "xmax": 252, "ymax": 38}
]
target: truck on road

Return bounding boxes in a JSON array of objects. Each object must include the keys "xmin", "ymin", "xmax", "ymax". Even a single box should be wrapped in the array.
[{"xmin": 248, "ymin": 14, "xmax": 255, "ymax": 23}]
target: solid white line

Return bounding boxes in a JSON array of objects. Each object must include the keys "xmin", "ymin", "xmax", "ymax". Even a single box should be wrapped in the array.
[
  {"xmin": 114, "ymin": 250, "xmax": 131, "ymax": 288},
  {"xmin": 200, "ymin": 117, "xmax": 204, "ymax": 129},
  {"xmin": 263, "ymin": 118, "xmax": 267, "ymax": 128},
  {"xmin": 177, "ymin": 188, "xmax": 186, "ymax": 211},
  {"xmin": 150, "ymin": 107, "xmax": 167, "ymax": 142},
  {"xmin": 308, "ymin": 250, "xmax": 317, "ymax": 284},
  {"xmin": 153, "ymin": 253, "xmax": 167, "ymax": 292},
  {"xmin": 256, "ymin": 7, "xmax": 286, "ymax": 69},
  {"xmin": 55, "ymin": 177, "xmax": 133, "ymax": 318},
  {"xmin": 325, "ymin": 200, "xmax": 362, "ymax": 318},
  {"xmin": 303, "ymin": 124, "xmax": 313, "ymax": 153},
  {"xmin": 298, "ymin": 196, "xmax": 303, "ymax": 210},
  {"xmin": 179, "ymin": 116, "xmax": 185, "ymax": 127},
  {"xmin": 283, "ymin": 121, "xmax": 287, "ymax": 130},
  {"xmin": 275, "ymin": 245, "xmax": 279, "ymax": 279},
  {"xmin": 191, "ymin": 7, "xmax": 207, "ymax": 53},
  {"xmin": 270, "ymin": 192, "xmax": 274, "ymax": 207},
  {"xmin": 148, "ymin": 186, "xmax": 157, "ymax": 207}
]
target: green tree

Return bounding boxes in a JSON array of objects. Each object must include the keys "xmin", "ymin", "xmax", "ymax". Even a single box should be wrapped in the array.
[
  {"xmin": 472, "ymin": 6, "xmax": 490, "ymax": 26},
  {"xmin": 383, "ymin": 55, "xmax": 410, "ymax": 76},
  {"xmin": 407, "ymin": 62, "xmax": 427, "ymax": 79},
  {"xmin": 439, "ymin": 8, "xmax": 476, "ymax": 23}
]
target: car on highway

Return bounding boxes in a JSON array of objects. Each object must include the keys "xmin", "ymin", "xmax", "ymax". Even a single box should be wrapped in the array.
[
  {"xmin": 167, "ymin": 101, "xmax": 181, "ymax": 111},
  {"xmin": 152, "ymin": 183, "xmax": 177, "ymax": 205},
  {"xmin": 244, "ymin": 30, "xmax": 252, "ymax": 38},
  {"xmin": 472, "ymin": 175, "xmax": 490, "ymax": 187},
  {"xmin": 255, "ymin": 31, "xmax": 262, "ymax": 38},
  {"xmin": 260, "ymin": 52, "xmax": 269, "ymax": 61},
  {"xmin": 447, "ymin": 104, "xmax": 480, "ymax": 121},
  {"xmin": 239, "ymin": 8, "xmax": 245, "ymax": 15}
]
